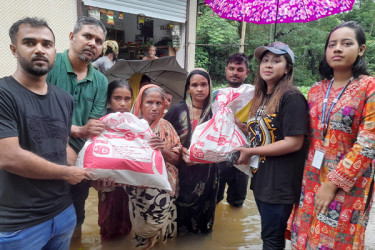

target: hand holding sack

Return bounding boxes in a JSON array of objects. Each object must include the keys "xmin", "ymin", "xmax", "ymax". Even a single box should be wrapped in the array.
[
  {"xmin": 76, "ymin": 112, "xmax": 172, "ymax": 192},
  {"xmin": 188, "ymin": 84, "xmax": 255, "ymax": 164}
]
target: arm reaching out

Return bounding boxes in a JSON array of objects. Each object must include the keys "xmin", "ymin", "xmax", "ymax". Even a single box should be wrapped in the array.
[
  {"xmin": 0, "ymin": 137, "xmax": 92, "ymax": 185},
  {"xmin": 71, "ymin": 118, "xmax": 106, "ymax": 139}
]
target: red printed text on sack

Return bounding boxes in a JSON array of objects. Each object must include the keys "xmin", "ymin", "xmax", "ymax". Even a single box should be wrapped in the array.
[
  {"xmin": 192, "ymin": 147, "xmax": 205, "ymax": 159},
  {"xmin": 94, "ymin": 145, "xmax": 110, "ymax": 155}
]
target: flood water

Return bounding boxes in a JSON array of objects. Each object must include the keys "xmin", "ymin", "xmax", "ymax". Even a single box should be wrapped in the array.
[{"xmin": 70, "ymin": 186, "xmax": 375, "ymax": 250}]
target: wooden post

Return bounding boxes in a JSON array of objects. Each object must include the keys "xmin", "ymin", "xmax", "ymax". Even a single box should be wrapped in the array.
[{"xmin": 239, "ymin": 21, "xmax": 246, "ymax": 53}]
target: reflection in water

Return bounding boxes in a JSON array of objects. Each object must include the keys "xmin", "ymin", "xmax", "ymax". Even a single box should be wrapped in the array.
[{"xmin": 70, "ymin": 185, "xmax": 263, "ymax": 250}]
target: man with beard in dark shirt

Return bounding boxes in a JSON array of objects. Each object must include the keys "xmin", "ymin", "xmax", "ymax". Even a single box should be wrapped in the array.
[{"xmin": 0, "ymin": 17, "xmax": 91, "ymax": 249}]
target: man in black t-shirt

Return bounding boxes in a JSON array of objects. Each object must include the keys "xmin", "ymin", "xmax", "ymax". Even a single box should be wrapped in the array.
[{"xmin": 0, "ymin": 17, "xmax": 92, "ymax": 249}]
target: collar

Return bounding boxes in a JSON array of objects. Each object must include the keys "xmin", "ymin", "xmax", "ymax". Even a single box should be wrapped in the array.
[{"xmin": 62, "ymin": 49, "xmax": 94, "ymax": 81}]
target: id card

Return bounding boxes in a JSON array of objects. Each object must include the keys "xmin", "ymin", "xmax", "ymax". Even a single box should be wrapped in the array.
[
  {"xmin": 312, "ymin": 149, "xmax": 325, "ymax": 169},
  {"xmin": 250, "ymin": 155, "xmax": 260, "ymax": 169}
]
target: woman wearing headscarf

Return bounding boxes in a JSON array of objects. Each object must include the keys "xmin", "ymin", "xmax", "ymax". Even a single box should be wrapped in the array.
[
  {"xmin": 93, "ymin": 40, "xmax": 119, "ymax": 73},
  {"xmin": 125, "ymin": 84, "xmax": 181, "ymax": 249},
  {"xmin": 164, "ymin": 68, "xmax": 219, "ymax": 234}
]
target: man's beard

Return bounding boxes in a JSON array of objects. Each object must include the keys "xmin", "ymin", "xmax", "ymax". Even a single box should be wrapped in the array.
[
  {"xmin": 77, "ymin": 52, "xmax": 93, "ymax": 62},
  {"xmin": 19, "ymin": 54, "xmax": 53, "ymax": 76},
  {"xmin": 228, "ymin": 81, "xmax": 242, "ymax": 88}
]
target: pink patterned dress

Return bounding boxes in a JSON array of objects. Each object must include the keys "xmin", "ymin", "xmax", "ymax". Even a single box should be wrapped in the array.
[{"xmin": 291, "ymin": 75, "xmax": 375, "ymax": 249}]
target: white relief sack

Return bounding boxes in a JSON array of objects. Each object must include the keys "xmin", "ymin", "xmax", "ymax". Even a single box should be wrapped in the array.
[
  {"xmin": 76, "ymin": 112, "xmax": 172, "ymax": 192},
  {"xmin": 188, "ymin": 84, "xmax": 255, "ymax": 163}
]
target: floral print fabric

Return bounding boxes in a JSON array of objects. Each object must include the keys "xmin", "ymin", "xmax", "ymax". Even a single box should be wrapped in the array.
[
  {"xmin": 125, "ymin": 118, "xmax": 181, "ymax": 249},
  {"xmin": 205, "ymin": 0, "xmax": 354, "ymax": 24},
  {"xmin": 291, "ymin": 75, "xmax": 375, "ymax": 249}
]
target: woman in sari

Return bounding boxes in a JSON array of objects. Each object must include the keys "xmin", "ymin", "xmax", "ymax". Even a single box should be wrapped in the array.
[
  {"xmin": 164, "ymin": 68, "xmax": 219, "ymax": 234},
  {"xmin": 125, "ymin": 84, "xmax": 181, "ymax": 249}
]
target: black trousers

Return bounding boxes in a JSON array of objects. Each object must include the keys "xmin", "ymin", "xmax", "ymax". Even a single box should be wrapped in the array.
[
  {"xmin": 71, "ymin": 181, "xmax": 90, "ymax": 225},
  {"xmin": 255, "ymin": 199, "xmax": 294, "ymax": 250},
  {"xmin": 216, "ymin": 161, "xmax": 249, "ymax": 207}
]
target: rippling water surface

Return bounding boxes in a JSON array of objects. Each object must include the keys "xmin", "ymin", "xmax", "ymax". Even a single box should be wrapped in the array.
[
  {"xmin": 70, "ymin": 187, "xmax": 375, "ymax": 250},
  {"xmin": 70, "ymin": 185, "xmax": 264, "ymax": 250}
]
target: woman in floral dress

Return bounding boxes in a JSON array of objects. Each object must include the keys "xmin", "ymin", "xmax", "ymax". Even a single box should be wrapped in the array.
[{"xmin": 291, "ymin": 21, "xmax": 375, "ymax": 249}]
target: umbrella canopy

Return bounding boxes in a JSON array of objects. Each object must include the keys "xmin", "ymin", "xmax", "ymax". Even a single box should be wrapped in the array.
[
  {"xmin": 205, "ymin": 0, "xmax": 355, "ymax": 24},
  {"xmin": 205, "ymin": 0, "xmax": 355, "ymax": 40},
  {"xmin": 105, "ymin": 56, "xmax": 188, "ymax": 105}
]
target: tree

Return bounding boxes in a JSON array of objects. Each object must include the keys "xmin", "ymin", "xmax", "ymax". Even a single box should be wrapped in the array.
[
  {"xmin": 196, "ymin": 5, "xmax": 240, "ymax": 85},
  {"xmin": 197, "ymin": 0, "xmax": 375, "ymax": 87}
]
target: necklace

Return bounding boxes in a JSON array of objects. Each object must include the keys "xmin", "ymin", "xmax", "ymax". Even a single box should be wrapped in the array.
[{"xmin": 192, "ymin": 105, "xmax": 203, "ymax": 109}]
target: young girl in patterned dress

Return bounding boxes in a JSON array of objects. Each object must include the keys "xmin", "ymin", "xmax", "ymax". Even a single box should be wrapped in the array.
[
  {"xmin": 91, "ymin": 79, "xmax": 133, "ymax": 241},
  {"xmin": 291, "ymin": 21, "xmax": 375, "ymax": 249}
]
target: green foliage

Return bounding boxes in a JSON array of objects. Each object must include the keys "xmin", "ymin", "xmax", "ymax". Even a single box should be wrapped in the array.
[
  {"xmin": 298, "ymin": 86, "xmax": 310, "ymax": 98},
  {"xmin": 366, "ymin": 40, "xmax": 375, "ymax": 74},
  {"xmin": 212, "ymin": 83, "xmax": 228, "ymax": 90},
  {"xmin": 195, "ymin": 6, "xmax": 240, "ymax": 86},
  {"xmin": 197, "ymin": 0, "xmax": 375, "ymax": 87}
]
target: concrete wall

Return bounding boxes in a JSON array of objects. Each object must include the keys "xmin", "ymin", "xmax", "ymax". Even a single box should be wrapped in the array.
[
  {"xmin": 0, "ymin": 0, "xmax": 77, "ymax": 77},
  {"xmin": 122, "ymin": 13, "xmax": 139, "ymax": 43},
  {"xmin": 153, "ymin": 18, "xmax": 170, "ymax": 43},
  {"xmin": 185, "ymin": 0, "xmax": 197, "ymax": 72},
  {"xmin": 0, "ymin": 0, "xmax": 192, "ymax": 75}
]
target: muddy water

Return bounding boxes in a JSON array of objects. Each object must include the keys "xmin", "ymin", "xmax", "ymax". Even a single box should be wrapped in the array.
[
  {"xmin": 69, "ymin": 185, "xmax": 263, "ymax": 250},
  {"xmin": 70, "ymin": 187, "xmax": 375, "ymax": 250}
]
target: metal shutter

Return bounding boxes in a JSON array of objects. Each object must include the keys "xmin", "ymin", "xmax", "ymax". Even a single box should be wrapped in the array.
[{"xmin": 82, "ymin": 0, "xmax": 187, "ymax": 23}]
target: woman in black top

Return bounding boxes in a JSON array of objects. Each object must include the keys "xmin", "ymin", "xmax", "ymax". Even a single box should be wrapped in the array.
[{"xmin": 237, "ymin": 42, "xmax": 308, "ymax": 250}]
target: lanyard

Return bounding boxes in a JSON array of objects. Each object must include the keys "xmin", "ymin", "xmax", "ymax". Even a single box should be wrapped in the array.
[{"xmin": 321, "ymin": 77, "xmax": 353, "ymax": 140}]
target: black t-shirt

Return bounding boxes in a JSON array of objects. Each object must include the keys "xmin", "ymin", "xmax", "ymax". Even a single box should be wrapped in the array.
[
  {"xmin": 248, "ymin": 89, "xmax": 308, "ymax": 204},
  {"xmin": 0, "ymin": 76, "xmax": 73, "ymax": 231}
]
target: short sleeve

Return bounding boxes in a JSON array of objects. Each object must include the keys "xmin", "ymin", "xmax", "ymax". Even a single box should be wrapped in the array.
[
  {"xmin": 89, "ymin": 75, "xmax": 108, "ymax": 119},
  {"xmin": 67, "ymin": 94, "xmax": 74, "ymax": 137},
  {"xmin": 0, "ymin": 90, "xmax": 18, "ymax": 139},
  {"xmin": 280, "ymin": 91, "xmax": 308, "ymax": 137}
]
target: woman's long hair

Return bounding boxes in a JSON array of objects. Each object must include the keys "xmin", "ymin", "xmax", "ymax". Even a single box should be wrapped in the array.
[
  {"xmin": 248, "ymin": 52, "xmax": 297, "ymax": 118},
  {"xmin": 319, "ymin": 21, "xmax": 369, "ymax": 79}
]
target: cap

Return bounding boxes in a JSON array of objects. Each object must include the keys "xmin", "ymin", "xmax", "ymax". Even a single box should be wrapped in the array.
[{"xmin": 254, "ymin": 42, "xmax": 295, "ymax": 63}]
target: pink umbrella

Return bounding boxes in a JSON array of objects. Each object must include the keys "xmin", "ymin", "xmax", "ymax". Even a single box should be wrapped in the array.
[{"xmin": 205, "ymin": 0, "xmax": 355, "ymax": 40}]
